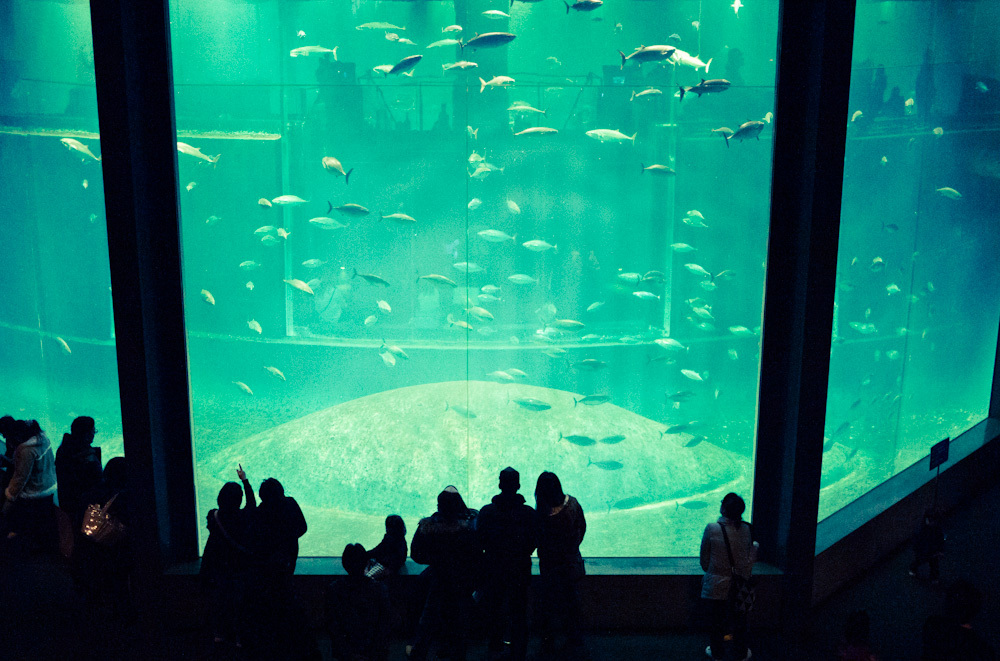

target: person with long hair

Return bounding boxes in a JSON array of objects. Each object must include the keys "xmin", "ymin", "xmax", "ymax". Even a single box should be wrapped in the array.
[
  {"xmin": 2, "ymin": 419, "xmax": 58, "ymax": 551},
  {"xmin": 534, "ymin": 471, "xmax": 587, "ymax": 658}
]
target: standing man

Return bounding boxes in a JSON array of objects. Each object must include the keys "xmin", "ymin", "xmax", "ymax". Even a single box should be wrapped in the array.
[{"xmin": 478, "ymin": 467, "xmax": 538, "ymax": 661}]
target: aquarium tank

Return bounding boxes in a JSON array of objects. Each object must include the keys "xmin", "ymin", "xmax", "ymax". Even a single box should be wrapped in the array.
[
  {"xmin": 818, "ymin": 0, "xmax": 1000, "ymax": 530},
  {"xmin": 168, "ymin": 0, "xmax": 779, "ymax": 557},
  {"xmin": 0, "ymin": 2, "xmax": 125, "ymax": 462}
]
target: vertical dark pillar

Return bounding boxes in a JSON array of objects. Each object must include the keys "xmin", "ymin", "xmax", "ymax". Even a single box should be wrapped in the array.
[
  {"xmin": 89, "ymin": 0, "xmax": 197, "ymax": 638},
  {"xmin": 990, "ymin": 324, "xmax": 1000, "ymax": 419},
  {"xmin": 753, "ymin": 0, "xmax": 856, "ymax": 655}
]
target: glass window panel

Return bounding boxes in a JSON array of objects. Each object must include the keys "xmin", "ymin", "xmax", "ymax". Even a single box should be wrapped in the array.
[
  {"xmin": 819, "ymin": 1, "xmax": 1000, "ymax": 527},
  {"xmin": 0, "ymin": 2, "xmax": 123, "ymax": 460},
  {"xmin": 173, "ymin": 0, "xmax": 778, "ymax": 557}
]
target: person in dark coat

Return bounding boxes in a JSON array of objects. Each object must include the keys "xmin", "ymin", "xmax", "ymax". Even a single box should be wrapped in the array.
[
  {"xmin": 325, "ymin": 543, "xmax": 391, "ymax": 661},
  {"xmin": 922, "ymin": 579, "xmax": 997, "ymax": 660},
  {"xmin": 200, "ymin": 464, "xmax": 256, "ymax": 645},
  {"xmin": 74, "ymin": 456, "xmax": 130, "ymax": 618},
  {"xmin": 478, "ymin": 467, "xmax": 538, "ymax": 661},
  {"xmin": 909, "ymin": 508, "xmax": 945, "ymax": 583},
  {"xmin": 56, "ymin": 416, "xmax": 103, "ymax": 528},
  {"xmin": 534, "ymin": 471, "xmax": 586, "ymax": 658},
  {"xmin": 368, "ymin": 514, "xmax": 407, "ymax": 577},
  {"xmin": 407, "ymin": 485, "xmax": 479, "ymax": 661},
  {"xmin": 243, "ymin": 477, "xmax": 317, "ymax": 660}
]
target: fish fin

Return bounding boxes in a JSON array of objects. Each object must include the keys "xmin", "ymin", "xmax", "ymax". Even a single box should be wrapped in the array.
[
  {"xmin": 344, "ymin": 168, "xmax": 353, "ymax": 185},
  {"xmin": 630, "ymin": 132, "xmax": 637, "ymax": 143},
  {"xmin": 511, "ymin": 233, "xmax": 517, "ymax": 244},
  {"xmin": 618, "ymin": 50, "xmax": 626, "ymax": 70},
  {"xmin": 553, "ymin": 244, "xmax": 558, "ymax": 254},
  {"xmin": 587, "ymin": 456, "xmax": 592, "ymax": 466},
  {"xmin": 327, "ymin": 201, "xmax": 333, "ymax": 214},
  {"xmin": 630, "ymin": 90, "xmax": 635, "ymax": 101},
  {"xmin": 352, "ymin": 268, "xmax": 358, "ymax": 280},
  {"xmin": 678, "ymin": 85, "xmax": 685, "ymax": 102},
  {"xmin": 480, "ymin": 77, "xmax": 487, "ymax": 93},
  {"xmin": 332, "ymin": 46, "xmax": 338, "ymax": 62},
  {"xmin": 564, "ymin": 0, "xmax": 570, "ymax": 13},
  {"xmin": 640, "ymin": 162, "xmax": 645, "ymax": 174},
  {"xmin": 705, "ymin": 58, "xmax": 712, "ymax": 73},
  {"xmin": 574, "ymin": 398, "xmax": 578, "ymax": 407},
  {"xmin": 724, "ymin": 132, "xmax": 731, "ymax": 148},
  {"xmin": 211, "ymin": 154, "xmax": 221, "ymax": 169}
]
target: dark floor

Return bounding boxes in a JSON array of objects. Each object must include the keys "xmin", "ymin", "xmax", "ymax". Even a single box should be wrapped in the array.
[{"xmin": 2, "ymin": 479, "xmax": 998, "ymax": 661}]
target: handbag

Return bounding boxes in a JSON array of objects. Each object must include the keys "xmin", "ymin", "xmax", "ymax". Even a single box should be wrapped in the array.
[
  {"xmin": 81, "ymin": 493, "xmax": 126, "ymax": 547},
  {"xmin": 719, "ymin": 521, "xmax": 757, "ymax": 614}
]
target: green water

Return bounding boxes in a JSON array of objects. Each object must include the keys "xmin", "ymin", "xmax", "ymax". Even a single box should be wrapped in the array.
[{"xmin": 0, "ymin": 0, "xmax": 997, "ymax": 558}]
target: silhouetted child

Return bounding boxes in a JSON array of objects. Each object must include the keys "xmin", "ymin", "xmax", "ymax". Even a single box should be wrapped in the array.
[
  {"xmin": 368, "ymin": 514, "xmax": 407, "ymax": 579},
  {"xmin": 838, "ymin": 609, "xmax": 878, "ymax": 661},
  {"xmin": 909, "ymin": 508, "xmax": 945, "ymax": 583},
  {"xmin": 326, "ymin": 543, "xmax": 390, "ymax": 661},
  {"xmin": 922, "ymin": 579, "xmax": 997, "ymax": 660}
]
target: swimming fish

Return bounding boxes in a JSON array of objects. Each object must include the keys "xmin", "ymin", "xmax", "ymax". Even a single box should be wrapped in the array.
[
  {"xmin": 666, "ymin": 390, "xmax": 695, "ymax": 402},
  {"xmin": 290, "ymin": 45, "xmax": 338, "ymax": 59},
  {"xmin": 284, "ymin": 279, "xmax": 315, "ymax": 295},
  {"xmin": 379, "ymin": 350, "xmax": 396, "ymax": 367},
  {"xmin": 600, "ymin": 435, "xmax": 626, "ymax": 445},
  {"xmin": 571, "ymin": 358, "xmax": 607, "ymax": 371},
  {"xmin": 329, "ymin": 202, "xmax": 370, "ymax": 217},
  {"xmin": 482, "ymin": 9, "xmax": 510, "ymax": 19},
  {"xmin": 356, "ymin": 22, "xmax": 405, "ymax": 31},
  {"xmin": 586, "ymin": 302, "xmax": 605, "ymax": 312},
  {"xmin": 488, "ymin": 370, "xmax": 515, "ymax": 382},
  {"xmin": 55, "ymin": 337, "xmax": 72, "ymax": 354},
  {"xmin": 508, "ymin": 274, "xmax": 537, "ymax": 285},
  {"xmin": 513, "ymin": 397, "xmax": 552, "ymax": 411},
  {"xmin": 564, "ymin": 0, "xmax": 603, "ymax": 11},
  {"xmin": 381, "ymin": 343, "xmax": 409, "ymax": 360},
  {"xmin": 205, "ymin": 215, "xmax": 222, "ymax": 226},
  {"xmin": 936, "ymin": 187, "xmax": 962, "ymax": 199},
  {"xmin": 723, "ymin": 120, "xmax": 765, "ymax": 147},
  {"xmin": 201, "ymin": 289, "xmax": 215, "ymax": 305},
  {"xmin": 680, "ymin": 369, "xmax": 705, "ymax": 382},
  {"xmin": 60, "ymin": 138, "xmax": 101, "ymax": 162},
  {"xmin": 271, "ymin": 195, "xmax": 309, "ymax": 206},
  {"xmin": 245, "ymin": 282, "xmax": 254, "ymax": 291},
  {"xmin": 641, "ymin": 163, "xmax": 675, "ymax": 175},
  {"xmin": 389, "ymin": 55, "xmax": 422, "ymax": 75},
  {"xmin": 480, "ymin": 75, "xmax": 515, "ymax": 92},
  {"xmin": 619, "ymin": 45, "xmax": 676, "ymax": 69},
  {"xmin": 445, "ymin": 402, "xmax": 477, "ymax": 418},
  {"xmin": 233, "ymin": 381, "xmax": 253, "ymax": 396},
  {"xmin": 354, "ymin": 269, "xmax": 391, "ymax": 287},
  {"xmin": 731, "ymin": 0, "xmax": 743, "ymax": 15},
  {"xmin": 467, "ymin": 306, "xmax": 495, "ymax": 321},
  {"xmin": 630, "ymin": 88, "xmax": 663, "ymax": 101},
  {"xmin": 177, "ymin": 142, "xmax": 220, "ymax": 165},
  {"xmin": 276, "ymin": 228, "xmax": 290, "ymax": 239},
  {"xmin": 443, "ymin": 25, "xmax": 463, "ymax": 33},
  {"xmin": 364, "ymin": 315, "xmax": 379, "ymax": 326},
  {"xmin": 427, "ymin": 39, "xmax": 461, "ymax": 49},
  {"xmin": 508, "ymin": 102, "xmax": 546, "ymax": 115},
  {"xmin": 587, "ymin": 458, "xmax": 623, "ymax": 471},
  {"xmin": 678, "ymin": 79, "xmax": 731, "ymax": 102},
  {"xmin": 633, "ymin": 291, "xmax": 660, "ymax": 300},
  {"xmin": 258, "ymin": 198, "xmax": 272, "ymax": 208},
  {"xmin": 418, "ymin": 274, "xmax": 458, "ymax": 287},
  {"xmin": 514, "ymin": 126, "xmax": 559, "ymax": 136},
  {"xmin": 550, "ymin": 319, "xmax": 585, "ymax": 330},
  {"xmin": 684, "ymin": 435, "xmax": 705, "ymax": 448},
  {"xmin": 671, "ymin": 243, "xmax": 696, "ymax": 253},
  {"xmin": 670, "ymin": 48, "xmax": 711, "ymax": 72},
  {"xmin": 478, "ymin": 229, "xmax": 515, "ymax": 243},
  {"xmin": 523, "ymin": 239, "xmax": 556, "ymax": 252},
  {"xmin": 586, "ymin": 129, "xmax": 636, "ymax": 144},
  {"xmin": 574, "ymin": 394, "xmax": 610, "ymax": 406},
  {"xmin": 461, "ymin": 32, "xmax": 516, "ymax": 51},
  {"xmin": 559, "ymin": 433, "xmax": 596, "ymax": 446},
  {"xmin": 377, "ymin": 300, "xmax": 392, "ymax": 314},
  {"xmin": 321, "ymin": 156, "xmax": 353, "ymax": 184},
  {"xmin": 309, "ymin": 217, "xmax": 349, "ymax": 230},
  {"xmin": 680, "ymin": 500, "xmax": 709, "ymax": 509},
  {"xmin": 247, "ymin": 319, "xmax": 262, "ymax": 335},
  {"xmin": 443, "ymin": 61, "xmax": 479, "ymax": 72},
  {"xmin": 382, "ymin": 213, "xmax": 416, "ymax": 224},
  {"xmin": 263, "ymin": 366, "xmax": 286, "ymax": 381}
]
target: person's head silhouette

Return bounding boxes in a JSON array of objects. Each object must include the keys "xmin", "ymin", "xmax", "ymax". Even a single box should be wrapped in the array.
[
  {"xmin": 341, "ymin": 543, "xmax": 368, "ymax": 577},
  {"xmin": 499, "ymin": 466, "xmax": 520, "ymax": 494},
  {"xmin": 260, "ymin": 478, "xmax": 284, "ymax": 503}
]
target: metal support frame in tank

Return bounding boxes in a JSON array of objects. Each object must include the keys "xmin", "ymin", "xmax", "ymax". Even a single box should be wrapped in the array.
[
  {"xmin": 89, "ymin": 0, "xmax": 198, "ymax": 631},
  {"xmin": 753, "ymin": 0, "xmax": 856, "ymax": 654}
]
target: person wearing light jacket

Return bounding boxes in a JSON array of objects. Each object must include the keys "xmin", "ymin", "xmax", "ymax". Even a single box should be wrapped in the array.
[{"xmin": 2, "ymin": 419, "xmax": 58, "ymax": 549}]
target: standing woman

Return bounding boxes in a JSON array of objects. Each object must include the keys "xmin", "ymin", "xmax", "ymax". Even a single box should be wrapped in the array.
[
  {"xmin": 2, "ymin": 419, "xmax": 58, "ymax": 551},
  {"xmin": 534, "ymin": 471, "xmax": 587, "ymax": 658},
  {"xmin": 700, "ymin": 492, "xmax": 759, "ymax": 661}
]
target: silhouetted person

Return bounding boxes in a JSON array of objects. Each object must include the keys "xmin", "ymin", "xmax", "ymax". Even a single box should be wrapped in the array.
[
  {"xmin": 243, "ymin": 477, "xmax": 316, "ymax": 660},
  {"xmin": 326, "ymin": 543, "xmax": 391, "ymax": 661},
  {"xmin": 200, "ymin": 464, "xmax": 257, "ymax": 646},
  {"xmin": 0, "ymin": 415, "xmax": 17, "ymax": 493},
  {"xmin": 910, "ymin": 508, "xmax": 945, "ymax": 583},
  {"xmin": 407, "ymin": 485, "xmax": 479, "ymax": 661},
  {"xmin": 368, "ymin": 514, "xmax": 408, "ymax": 578},
  {"xmin": 869, "ymin": 66, "xmax": 887, "ymax": 117},
  {"xmin": 922, "ymin": 579, "xmax": 997, "ymax": 660},
  {"xmin": 534, "ymin": 471, "xmax": 586, "ymax": 658},
  {"xmin": 838, "ymin": 609, "xmax": 879, "ymax": 661},
  {"xmin": 2, "ymin": 419, "xmax": 57, "ymax": 552},
  {"xmin": 74, "ymin": 456, "xmax": 130, "ymax": 618},
  {"xmin": 700, "ymin": 492, "xmax": 758, "ymax": 661},
  {"xmin": 56, "ymin": 415, "xmax": 103, "ymax": 528},
  {"xmin": 884, "ymin": 86, "xmax": 905, "ymax": 117},
  {"xmin": 478, "ymin": 467, "xmax": 538, "ymax": 661}
]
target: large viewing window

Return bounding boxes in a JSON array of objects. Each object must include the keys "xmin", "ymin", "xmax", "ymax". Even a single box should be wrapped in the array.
[
  {"xmin": 819, "ymin": 0, "xmax": 1000, "ymax": 528},
  {"xmin": 0, "ymin": 1, "xmax": 123, "ymax": 460},
  {"xmin": 170, "ymin": 0, "xmax": 780, "ymax": 556}
]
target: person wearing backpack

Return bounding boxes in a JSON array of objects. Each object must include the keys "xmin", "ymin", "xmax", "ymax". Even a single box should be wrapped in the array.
[{"xmin": 700, "ymin": 493, "xmax": 759, "ymax": 661}]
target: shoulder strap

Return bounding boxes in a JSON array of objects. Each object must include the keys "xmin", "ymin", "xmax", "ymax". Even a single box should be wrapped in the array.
[{"xmin": 719, "ymin": 521, "xmax": 736, "ymax": 571}]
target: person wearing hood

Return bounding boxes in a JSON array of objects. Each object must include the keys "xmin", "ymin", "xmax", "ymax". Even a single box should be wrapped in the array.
[
  {"xmin": 700, "ymin": 492, "xmax": 759, "ymax": 661},
  {"xmin": 56, "ymin": 415, "xmax": 103, "ymax": 528},
  {"xmin": 407, "ymin": 485, "xmax": 479, "ymax": 661},
  {"xmin": 477, "ymin": 467, "xmax": 538, "ymax": 661},
  {"xmin": 2, "ymin": 419, "xmax": 58, "ymax": 550}
]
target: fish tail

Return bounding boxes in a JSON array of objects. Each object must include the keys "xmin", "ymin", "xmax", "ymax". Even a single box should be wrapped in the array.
[
  {"xmin": 553, "ymin": 244, "xmax": 558, "ymax": 254},
  {"xmin": 574, "ymin": 398, "xmax": 579, "ymax": 408},
  {"xmin": 459, "ymin": 40, "xmax": 465, "ymax": 52},
  {"xmin": 678, "ymin": 85, "xmax": 685, "ymax": 102},
  {"xmin": 587, "ymin": 456, "xmax": 592, "ymax": 466},
  {"xmin": 723, "ymin": 132, "xmax": 731, "ymax": 148},
  {"xmin": 618, "ymin": 50, "xmax": 626, "ymax": 70},
  {"xmin": 705, "ymin": 58, "xmax": 712, "ymax": 74},
  {"xmin": 630, "ymin": 132, "xmax": 637, "ymax": 144},
  {"xmin": 211, "ymin": 154, "xmax": 221, "ymax": 169},
  {"xmin": 445, "ymin": 401, "xmax": 450, "ymax": 412},
  {"xmin": 479, "ymin": 77, "xmax": 487, "ymax": 93},
  {"xmin": 640, "ymin": 162, "xmax": 645, "ymax": 174},
  {"xmin": 565, "ymin": 1, "xmax": 570, "ymax": 13},
  {"xmin": 344, "ymin": 168, "xmax": 353, "ymax": 185},
  {"xmin": 630, "ymin": 90, "xmax": 635, "ymax": 101},
  {"xmin": 511, "ymin": 233, "xmax": 517, "ymax": 244},
  {"xmin": 332, "ymin": 46, "xmax": 338, "ymax": 62},
  {"xmin": 352, "ymin": 268, "xmax": 358, "ymax": 280},
  {"xmin": 327, "ymin": 201, "xmax": 333, "ymax": 214}
]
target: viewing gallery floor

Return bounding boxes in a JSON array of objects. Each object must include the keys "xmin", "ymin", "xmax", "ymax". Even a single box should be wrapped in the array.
[{"xmin": 3, "ymin": 478, "xmax": 998, "ymax": 660}]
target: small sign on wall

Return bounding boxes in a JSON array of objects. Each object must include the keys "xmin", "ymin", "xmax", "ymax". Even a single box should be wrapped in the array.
[{"xmin": 929, "ymin": 437, "xmax": 950, "ymax": 471}]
